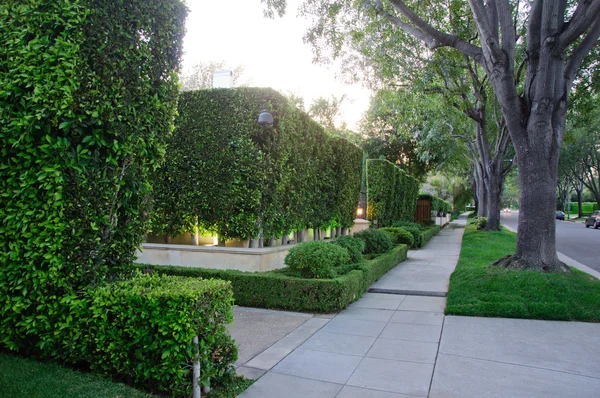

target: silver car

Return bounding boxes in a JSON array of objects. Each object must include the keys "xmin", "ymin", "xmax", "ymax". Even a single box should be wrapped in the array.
[{"xmin": 585, "ymin": 210, "xmax": 600, "ymax": 228}]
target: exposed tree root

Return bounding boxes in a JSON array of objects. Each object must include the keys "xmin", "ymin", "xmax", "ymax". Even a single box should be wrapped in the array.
[{"xmin": 492, "ymin": 254, "xmax": 572, "ymax": 274}]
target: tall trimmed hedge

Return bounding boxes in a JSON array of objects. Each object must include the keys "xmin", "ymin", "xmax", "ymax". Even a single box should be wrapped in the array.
[
  {"xmin": 151, "ymin": 88, "xmax": 363, "ymax": 241},
  {"xmin": 0, "ymin": 0, "xmax": 186, "ymax": 358},
  {"xmin": 366, "ymin": 159, "xmax": 419, "ymax": 226},
  {"xmin": 419, "ymin": 194, "xmax": 453, "ymax": 214}
]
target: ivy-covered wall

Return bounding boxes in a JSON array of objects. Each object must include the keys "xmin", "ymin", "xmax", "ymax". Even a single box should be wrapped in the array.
[
  {"xmin": 366, "ymin": 159, "xmax": 420, "ymax": 226},
  {"xmin": 150, "ymin": 88, "xmax": 363, "ymax": 241},
  {"xmin": 0, "ymin": 0, "xmax": 186, "ymax": 356}
]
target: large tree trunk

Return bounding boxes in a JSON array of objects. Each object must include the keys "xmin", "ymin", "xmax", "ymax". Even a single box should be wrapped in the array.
[{"xmin": 494, "ymin": 150, "xmax": 568, "ymax": 273}]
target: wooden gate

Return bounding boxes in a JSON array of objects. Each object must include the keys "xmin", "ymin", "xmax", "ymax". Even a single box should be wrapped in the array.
[{"xmin": 414, "ymin": 199, "xmax": 431, "ymax": 223}]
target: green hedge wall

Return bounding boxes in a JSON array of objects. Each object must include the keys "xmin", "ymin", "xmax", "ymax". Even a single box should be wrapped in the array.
[
  {"xmin": 0, "ymin": 0, "xmax": 186, "ymax": 357},
  {"xmin": 418, "ymin": 194, "xmax": 452, "ymax": 214},
  {"xmin": 366, "ymin": 159, "xmax": 419, "ymax": 226},
  {"xmin": 82, "ymin": 275, "xmax": 235, "ymax": 395},
  {"xmin": 137, "ymin": 245, "xmax": 408, "ymax": 312},
  {"xmin": 151, "ymin": 88, "xmax": 363, "ymax": 241}
]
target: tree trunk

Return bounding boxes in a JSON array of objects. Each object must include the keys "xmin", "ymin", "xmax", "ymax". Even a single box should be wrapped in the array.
[
  {"xmin": 474, "ymin": 162, "xmax": 487, "ymax": 217},
  {"xmin": 484, "ymin": 169, "xmax": 502, "ymax": 231},
  {"xmin": 576, "ymin": 189, "xmax": 583, "ymax": 218},
  {"xmin": 494, "ymin": 138, "xmax": 570, "ymax": 273}
]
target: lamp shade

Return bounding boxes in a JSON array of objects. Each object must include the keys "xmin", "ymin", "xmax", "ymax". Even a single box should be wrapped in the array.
[{"xmin": 257, "ymin": 110, "xmax": 274, "ymax": 126}]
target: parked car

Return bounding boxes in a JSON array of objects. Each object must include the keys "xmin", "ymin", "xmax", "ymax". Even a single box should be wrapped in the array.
[
  {"xmin": 556, "ymin": 211, "xmax": 565, "ymax": 221},
  {"xmin": 585, "ymin": 210, "xmax": 600, "ymax": 228},
  {"xmin": 503, "ymin": 208, "xmax": 511, "ymax": 213}
]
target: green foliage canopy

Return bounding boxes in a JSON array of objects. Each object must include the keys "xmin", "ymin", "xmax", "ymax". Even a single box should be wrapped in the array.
[
  {"xmin": 151, "ymin": 88, "xmax": 363, "ymax": 240},
  {"xmin": 0, "ymin": 0, "xmax": 186, "ymax": 355},
  {"xmin": 366, "ymin": 159, "xmax": 420, "ymax": 226}
]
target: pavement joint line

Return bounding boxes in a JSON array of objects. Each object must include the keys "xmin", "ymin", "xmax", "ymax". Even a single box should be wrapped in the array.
[
  {"xmin": 438, "ymin": 352, "xmax": 600, "ymax": 381},
  {"xmin": 368, "ymin": 288, "xmax": 447, "ymax": 297},
  {"xmin": 340, "ymin": 293, "xmax": 406, "ymax": 391},
  {"xmin": 427, "ymin": 315, "xmax": 445, "ymax": 397}
]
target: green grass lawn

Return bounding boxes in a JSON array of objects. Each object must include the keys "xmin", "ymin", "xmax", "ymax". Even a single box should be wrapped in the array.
[
  {"xmin": 446, "ymin": 224, "xmax": 600, "ymax": 322},
  {"xmin": 0, "ymin": 353, "xmax": 253, "ymax": 398},
  {"xmin": 0, "ymin": 353, "xmax": 154, "ymax": 398}
]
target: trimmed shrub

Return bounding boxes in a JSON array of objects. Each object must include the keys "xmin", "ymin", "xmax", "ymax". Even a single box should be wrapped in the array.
[
  {"xmin": 366, "ymin": 159, "xmax": 419, "ymax": 226},
  {"xmin": 476, "ymin": 217, "xmax": 488, "ymax": 230},
  {"xmin": 418, "ymin": 225, "xmax": 441, "ymax": 247},
  {"xmin": 0, "ymin": 0, "xmax": 186, "ymax": 357},
  {"xmin": 331, "ymin": 235, "xmax": 366, "ymax": 263},
  {"xmin": 285, "ymin": 241, "xmax": 350, "ymax": 279},
  {"xmin": 380, "ymin": 227, "xmax": 415, "ymax": 247},
  {"xmin": 138, "ymin": 244, "xmax": 409, "ymax": 312},
  {"xmin": 151, "ymin": 88, "xmax": 363, "ymax": 240},
  {"xmin": 354, "ymin": 229, "xmax": 395, "ymax": 254},
  {"xmin": 82, "ymin": 275, "xmax": 235, "ymax": 395},
  {"xmin": 391, "ymin": 222, "xmax": 422, "ymax": 247}
]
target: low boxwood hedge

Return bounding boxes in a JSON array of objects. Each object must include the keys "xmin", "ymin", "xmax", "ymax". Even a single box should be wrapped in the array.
[
  {"xmin": 416, "ymin": 225, "xmax": 441, "ymax": 248},
  {"xmin": 138, "ymin": 244, "xmax": 409, "ymax": 313}
]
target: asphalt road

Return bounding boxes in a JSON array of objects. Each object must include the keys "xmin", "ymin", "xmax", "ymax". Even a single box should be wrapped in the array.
[{"xmin": 501, "ymin": 210, "xmax": 600, "ymax": 272}]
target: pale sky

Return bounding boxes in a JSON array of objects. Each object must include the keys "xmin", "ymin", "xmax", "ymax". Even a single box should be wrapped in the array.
[{"xmin": 181, "ymin": 0, "xmax": 372, "ymax": 131}]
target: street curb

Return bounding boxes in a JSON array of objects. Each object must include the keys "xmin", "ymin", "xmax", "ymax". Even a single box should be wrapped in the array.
[
  {"xmin": 502, "ymin": 223, "xmax": 600, "ymax": 280},
  {"xmin": 368, "ymin": 288, "xmax": 447, "ymax": 297}
]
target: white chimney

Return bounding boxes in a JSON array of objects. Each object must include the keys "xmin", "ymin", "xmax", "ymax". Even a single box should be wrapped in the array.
[{"xmin": 213, "ymin": 70, "xmax": 233, "ymax": 88}]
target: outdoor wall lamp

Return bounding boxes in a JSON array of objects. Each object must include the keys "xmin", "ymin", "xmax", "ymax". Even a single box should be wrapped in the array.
[{"xmin": 257, "ymin": 110, "xmax": 274, "ymax": 126}]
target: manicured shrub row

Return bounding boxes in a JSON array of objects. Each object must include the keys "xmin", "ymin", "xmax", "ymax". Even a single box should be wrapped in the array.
[
  {"xmin": 331, "ymin": 235, "xmax": 366, "ymax": 263},
  {"xmin": 138, "ymin": 245, "xmax": 409, "ymax": 312},
  {"xmin": 417, "ymin": 225, "xmax": 441, "ymax": 248},
  {"xmin": 82, "ymin": 275, "xmax": 236, "ymax": 395},
  {"xmin": 150, "ymin": 88, "xmax": 363, "ymax": 241},
  {"xmin": 380, "ymin": 227, "xmax": 415, "ymax": 247},
  {"xmin": 285, "ymin": 241, "xmax": 350, "ymax": 279},
  {"xmin": 0, "ymin": 0, "xmax": 186, "ymax": 358},
  {"xmin": 418, "ymin": 194, "xmax": 452, "ymax": 214},
  {"xmin": 366, "ymin": 159, "xmax": 420, "ymax": 226},
  {"xmin": 354, "ymin": 229, "xmax": 395, "ymax": 254}
]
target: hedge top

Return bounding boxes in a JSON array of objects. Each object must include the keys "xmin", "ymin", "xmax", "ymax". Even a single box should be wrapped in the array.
[{"xmin": 151, "ymin": 87, "xmax": 363, "ymax": 241}]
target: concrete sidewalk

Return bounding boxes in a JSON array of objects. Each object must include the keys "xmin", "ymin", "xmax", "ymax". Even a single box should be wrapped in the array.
[{"xmin": 237, "ymin": 215, "xmax": 600, "ymax": 397}]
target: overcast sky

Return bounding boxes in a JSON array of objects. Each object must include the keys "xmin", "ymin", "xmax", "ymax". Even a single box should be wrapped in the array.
[{"xmin": 181, "ymin": 0, "xmax": 371, "ymax": 131}]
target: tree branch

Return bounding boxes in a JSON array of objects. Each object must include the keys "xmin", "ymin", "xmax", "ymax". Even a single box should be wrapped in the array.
[
  {"xmin": 565, "ymin": 17, "xmax": 600, "ymax": 93},
  {"xmin": 385, "ymin": 0, "xmax": 484, "ymax": 60},
  {"xmin": 557, "ymin": 0, "xmax": 600, "ymax": 50}
]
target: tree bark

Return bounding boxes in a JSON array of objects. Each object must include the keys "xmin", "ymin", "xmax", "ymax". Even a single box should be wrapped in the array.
[
  {"xmin": 484, "ymin": 166, "xmax": 502, "ymax": 230},
  {"xmin": 474, "ymin": 161, "xmax": 487, "ymax": 217},
  {"xmin": 494, "ymin": 149, "xmax": 569, "ymax": 273}
]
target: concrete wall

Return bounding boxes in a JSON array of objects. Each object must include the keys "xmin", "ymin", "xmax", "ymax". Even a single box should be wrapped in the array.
[
  {"xmin": 135, "ymin": 243, "xmax": 292, "ymax": 272},
  {"xmin": 350, "ymin": 218, "xmax": 370, "ymax": 234}
]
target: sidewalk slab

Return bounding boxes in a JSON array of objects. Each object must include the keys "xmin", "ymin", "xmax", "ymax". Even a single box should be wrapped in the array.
[
  {"xmin": 439, "ymin": 316, "xmax": 600, "ymax": 377},
  {"xmin": 366, "ymin": 338, "xmax": 438, "ymax": 363},
  {"xmin": 336, "ymin": 385, "xmax": 414, "ymax": 398},
  {"xmin": 272, "ymin": 348, "xmax": 362, "ymax": 384},
  {"xmin": 347, "ymin": 357, "xmax": 434, "ymax": 396},
  {"xmin": 244, "ymin": 317, "xmax": 329, "ymax": 370},
  {"xmin": 430, "ymin": 353, "xmax": 600, "ymax": 398},
  {"xmin": 301, "ymin": 330, "xmax": 376, "ymax": 356},
  {"xmin": 240, "ymin": 372, "xmax": 342, "ymax": 398}
]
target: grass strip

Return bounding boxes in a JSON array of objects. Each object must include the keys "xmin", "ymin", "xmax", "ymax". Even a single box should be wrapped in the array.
[
  {"xmin": 446, "ymin": 224, "xmax": 600, "ymax": 322},
  {"xmin": 0, "ymin": 353, "xmax": 153, "ymax": 398}
]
